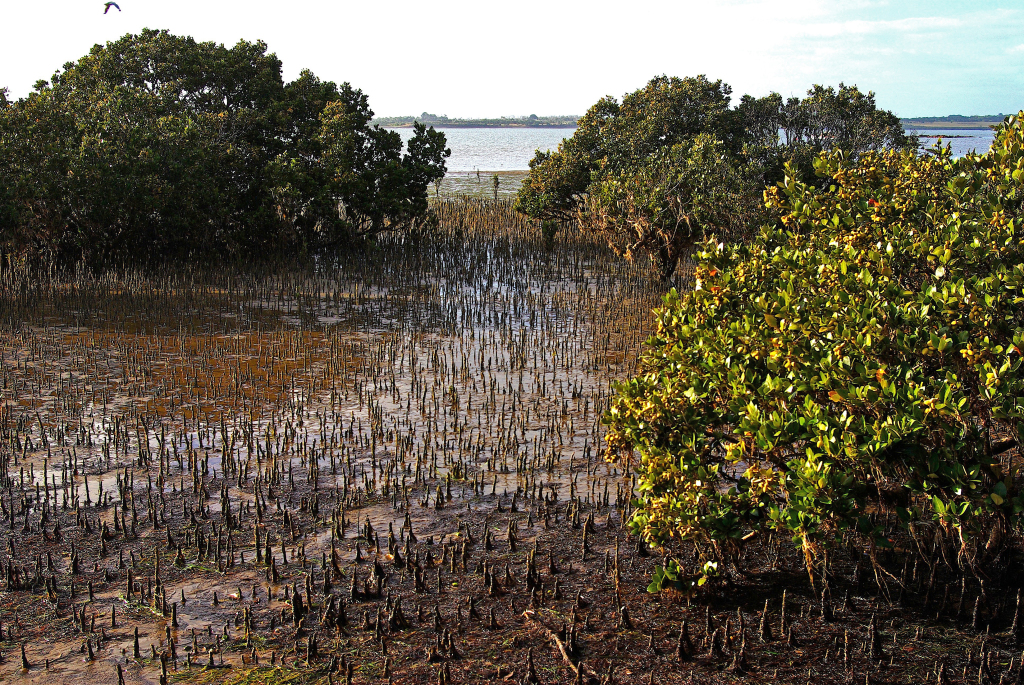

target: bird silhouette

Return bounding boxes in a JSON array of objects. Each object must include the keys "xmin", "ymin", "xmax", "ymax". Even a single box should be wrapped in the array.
[{"xmin": 103, "ymin": 2, "xmax": 121, "ymax": 13}]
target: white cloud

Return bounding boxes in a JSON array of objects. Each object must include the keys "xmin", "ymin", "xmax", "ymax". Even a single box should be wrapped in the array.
[{"xmin": 0, "ymin": 0, "xmax": 1021, "ymax": 117}]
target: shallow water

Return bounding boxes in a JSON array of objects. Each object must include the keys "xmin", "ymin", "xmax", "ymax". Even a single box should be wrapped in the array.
[
  {"xmin": 0, "ymin": 205, "xmax": 664, "ymax": 683},
  {"xmin": 388, "ymin": 127, "xmax": 574, "ymax": 172},
  {"xmin": 391, "ymin": 124, "xmax": 999, "ymax": 201},
  {"xmin": 909, "ymin": 127, "xmax": 996, "ymax": 158}
]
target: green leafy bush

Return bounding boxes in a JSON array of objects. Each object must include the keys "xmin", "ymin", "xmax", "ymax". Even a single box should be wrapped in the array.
[
  {"xmin": 647, "ymin": 558, "xmax": 719, "ymax": 594},
  {"xmin": 606, "ymin": 113, "xmax": 1024, "ymax": 584}
]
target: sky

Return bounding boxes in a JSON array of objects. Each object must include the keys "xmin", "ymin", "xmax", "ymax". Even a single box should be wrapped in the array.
[{"xmin": 2, "ymin": 0, "xmax": 1022, "ymax": 118}]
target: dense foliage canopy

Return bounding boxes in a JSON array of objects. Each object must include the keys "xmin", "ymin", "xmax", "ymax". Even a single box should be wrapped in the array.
[
  {"xmin": 0, "ymin": 30, "xmax": 450, "ymax": 266},
  {"xmin": 606, "ymin": 113, "xmax": 1024, "ymax": 586},
  {"xmin": 516, "ymin": 76, "xmax": 915, "ymax": 279}
]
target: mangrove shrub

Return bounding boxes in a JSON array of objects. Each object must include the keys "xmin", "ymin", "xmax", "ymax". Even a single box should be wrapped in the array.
[
  {"xmin": 606, "ymin": 114, "xmax": 1024, "ymax": 585},
  {"xmin": 516, "ymin": 77, "xmax": 915, "ymax": 279}
]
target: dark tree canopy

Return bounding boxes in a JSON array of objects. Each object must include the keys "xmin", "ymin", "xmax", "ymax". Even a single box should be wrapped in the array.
[
  {"xmin": 0, "ymin": 29, "xmax": 450, "ymax": 266},
  {"xmin": 515, "ymin": 75, "xmax": 739, "ymax": 225},
  {"xmin": 515, "ymin": 76, "xmax": 916, "ymax": 279},
  {"xmin": 738, "ymin": 83, "xmax": 916, "ymax": 186}
]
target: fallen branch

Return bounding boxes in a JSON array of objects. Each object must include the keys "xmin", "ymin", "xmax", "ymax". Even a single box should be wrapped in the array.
[{"xmin": 521, "ymin": 610, "xmax": 598, "ymax": 680}]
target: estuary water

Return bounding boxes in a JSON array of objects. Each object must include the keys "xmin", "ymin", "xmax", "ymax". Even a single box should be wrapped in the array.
[
  {"xmin": 391, "ymin": 125, "xmax": 997, "ymax": 173},
  {"xmin": 388, "ymin": 127, "xmax": 574, "ymax": 171},
  {"xmin": 912, "ymin": 128, "xmax": 997, "ymax": 158}
]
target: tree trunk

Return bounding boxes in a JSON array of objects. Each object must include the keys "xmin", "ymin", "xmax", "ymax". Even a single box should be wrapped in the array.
[{"xmin": 657, "ymin": 242, "xmax": 678, "ymax": 282}]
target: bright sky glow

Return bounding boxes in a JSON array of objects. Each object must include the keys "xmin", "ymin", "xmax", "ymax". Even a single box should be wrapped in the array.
[{"xmin": 2, "ymin": 0, "xmax": 1021, "ymax": 118}]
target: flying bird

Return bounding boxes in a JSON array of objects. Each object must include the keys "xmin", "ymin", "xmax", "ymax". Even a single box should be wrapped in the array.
[{"xmin": 103, "ymin": 2, "xmax": 121, "ymax": 13}]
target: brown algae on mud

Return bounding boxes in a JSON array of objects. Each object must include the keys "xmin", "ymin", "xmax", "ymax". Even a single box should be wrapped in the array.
[{"xmin": 0, "ymin": 200, "xmax": 1013, "ymax": 685}]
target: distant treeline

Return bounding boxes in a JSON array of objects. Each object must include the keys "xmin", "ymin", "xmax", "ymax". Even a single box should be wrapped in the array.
[
  {"xmin": 374, "ymin": 113, "xmax": 579, "ymax": 128},
  {"xmin": 901, "ymin": 114, "xmax": 1007, "ymax": 129}
]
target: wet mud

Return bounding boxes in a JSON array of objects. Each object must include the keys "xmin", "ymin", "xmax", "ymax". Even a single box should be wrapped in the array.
[{"xmin": 0, "ymin": 200, "xmax": 1017, "ymax": 685}]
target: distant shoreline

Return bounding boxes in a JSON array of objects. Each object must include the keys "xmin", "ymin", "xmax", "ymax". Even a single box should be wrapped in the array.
[
  {"xmin": 901, "ymin": 119, "xmax": 1003, "ymax": 131},
  {"xmin": 379, "ymin": 116, "xmax": 1007, "ymax": 130},
  {"xmin": 380, "ymin": 123, "xmax": 578, "ymax": 129},
  {"xmin": 380, "ymin": 118, "xmax": 1004, "ymax": 131},
  {"xmin": 386, "ymin": 122, "xmax": 993, "ymax": 131},
  {"xmin": 374, "ymin": 114, "xmax": 580, "ymax": 129}
]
